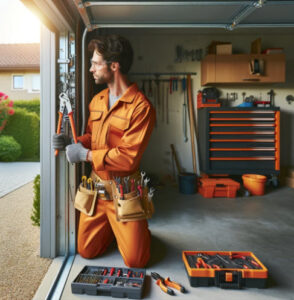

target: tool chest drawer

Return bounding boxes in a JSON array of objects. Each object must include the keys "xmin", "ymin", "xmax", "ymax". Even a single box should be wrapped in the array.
[
  {"xmin": 71, "ymin": 265, "xmax": 146, "ymax": 299},
  {"xmin": 183, "ymin": 251, "xmax": 268, "ymax": 289},
  {"xmin": 198, "ymin": 107, "xmax": 280, "ymax": 175}
]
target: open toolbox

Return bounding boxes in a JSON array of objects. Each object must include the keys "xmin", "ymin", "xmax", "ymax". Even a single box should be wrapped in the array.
[
  {"xmin": 71, "ymin": 266, "xmax": 146, "ymax": 299},
  {"xmin": 182, "ymin": 251, "xmax": 268, "ymax": 289}
]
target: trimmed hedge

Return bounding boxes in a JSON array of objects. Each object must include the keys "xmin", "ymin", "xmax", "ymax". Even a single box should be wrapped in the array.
[
  {"xmin": 31, "ymin": 174, "xmax": 40, "ymax": 227},
  {"xmin": 13, "ymin": 99, "xmax": 40, "ymax": 116},
  {"xmin": 0, "ymin": 135, "xmax": 21, "ymax": 161},
  {"xmin": 2, "ymin": 108, "xmax": 40, "ymax": 161}
]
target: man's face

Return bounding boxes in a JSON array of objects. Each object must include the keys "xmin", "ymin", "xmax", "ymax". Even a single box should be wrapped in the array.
[{"xmin": 89, "ymin": 51, "xmax": 114, "ymax": 85}]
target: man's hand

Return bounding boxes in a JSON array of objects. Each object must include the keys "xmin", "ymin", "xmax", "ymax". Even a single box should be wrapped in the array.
[
  {"xmin": 65, "ymin": 143, "xmax": 89, "ymax": 163},
  {"xmin": 52, "ymin": 133, "xmax": 71, "ymax": 150}
]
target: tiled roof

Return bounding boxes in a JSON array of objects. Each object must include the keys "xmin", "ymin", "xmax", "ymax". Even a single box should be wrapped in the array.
[{"xmin": 0, "ymin": 43, "xmax": 40, "ymax": 70}]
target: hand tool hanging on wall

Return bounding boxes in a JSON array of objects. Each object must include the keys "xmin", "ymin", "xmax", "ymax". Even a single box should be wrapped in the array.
[
  {"xmin": 182, "ymin": 77, "xmax": 188, "ymax": 143},
  {"xmin": 170, "ymin": 144, "xmax": 182, "ymax": 175},
  {"xmin": 166, "ymin": 84, "xmax": 169, "ymax": 124},
  {"xmin": 141, "ymin": 80, "xmax": 146, "ymax": 94},
  {"xmin": 161, "ymin": 80, "xmax": 165, "ymax": 122},
  {"xmin": 286, "ymin": 95, "xmax": 294, "ymax": 104},
  {"xmin": 55, "ymin": 92, "xmax": 77, "ymax": 156},
  {"xmin": 267, "ymin": 89, "xmax": 275, "ymax": 107},
  {"xmin": 155, "ymin": 76, "xmax": 160, "ymax": 128},
  {"xmin": 148, "ymin": 80, "xmax": 153, "ymax": 97},
  {"xmin": 169, "ymin": 77, "xmax": 173, "ymax": 95},
  {"xmin": 187, "ymin": 74, "xmax": 198, "ymax": 174}
]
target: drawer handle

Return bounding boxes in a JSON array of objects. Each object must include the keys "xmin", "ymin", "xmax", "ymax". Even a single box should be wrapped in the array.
[{"xmin": 243, "ymin": 78, "xmax": 260, "ymax": 81}]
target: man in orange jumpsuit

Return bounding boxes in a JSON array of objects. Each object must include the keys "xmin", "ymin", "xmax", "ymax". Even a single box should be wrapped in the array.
[{"xmin": 64, "ymin": 35, "xmax": 155, "ymax": 267}]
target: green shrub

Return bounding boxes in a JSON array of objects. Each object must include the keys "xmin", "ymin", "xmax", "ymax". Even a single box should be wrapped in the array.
[
  {"xmin": 2, "ymin": 108, "xmax": 40, "ymax": 161},
  {"xmin": 13, "ymin": 99, "xmax": 40, "ymax": 116},
  {"xmin": 0, "ymin": 135, "xmax": 21, "ymax": 161},
  {"xmin": 31, "ymin": 174, "xmax": 40, "ymax": 227}
]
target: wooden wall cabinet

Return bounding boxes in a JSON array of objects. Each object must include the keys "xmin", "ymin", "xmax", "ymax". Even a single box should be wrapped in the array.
[{"xmin": 201, "ymin": 54, "xmax": 285, "ymax": 86}]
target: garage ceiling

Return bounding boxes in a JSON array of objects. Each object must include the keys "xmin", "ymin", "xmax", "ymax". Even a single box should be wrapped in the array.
[{"xmin": 73, "ymin": 0, "xmax": 294, "ymax": 31}]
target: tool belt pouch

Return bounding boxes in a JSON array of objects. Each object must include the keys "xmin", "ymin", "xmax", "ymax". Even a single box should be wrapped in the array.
[
  {"xmin": 142, "ymin": 188, "xmax": 154, "ymax": 219},
  {"xmin": 113, "ymin": 187, "xmax": 155, "ymax": 222},
  {"xmin": 74, "ymin": 184, "xmax": 97, "ymax": 216},
  {"xmin": 113, "ymin": 189, "xmax": 145, "ymax": 222}
]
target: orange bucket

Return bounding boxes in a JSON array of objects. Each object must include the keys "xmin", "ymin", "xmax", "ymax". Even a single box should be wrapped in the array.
[{"xmin": 242, "ymin": 174, "xmax": 267, "ymax": 196}]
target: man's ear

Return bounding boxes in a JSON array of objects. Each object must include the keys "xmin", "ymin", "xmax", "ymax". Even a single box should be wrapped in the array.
[{"xmin": 111, "ymin": 62, "xmax": 120, "ymax": 72}]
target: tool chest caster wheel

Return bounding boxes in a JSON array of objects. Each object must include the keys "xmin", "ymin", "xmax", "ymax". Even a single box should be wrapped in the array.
[
  {"xmin": 267, "ymin": 175, "xmax": 279, "ymax": 188},
  {"xmin": 271, "ymin": 176, "xmax": 279, "ymax": 188}
]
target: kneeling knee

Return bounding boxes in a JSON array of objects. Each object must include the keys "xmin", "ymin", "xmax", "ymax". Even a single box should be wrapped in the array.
[
  {"xmin": 124, "ymin": 252, "xmax": 150, "ymax": 268},
  {"xmin": 78, "ymin": 243, "xmax": 106, "ymax": 259},
  {"xmin": 78, "ymin": 247, "xmax": 96, "ymax": 259}
]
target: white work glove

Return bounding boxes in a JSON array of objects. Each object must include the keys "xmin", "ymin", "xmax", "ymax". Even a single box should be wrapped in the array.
[
  {"xmin": 52, "ymin": 133, "xmax": 71, "ymax": 150},
  {"xmin": 65, "ymin": 143, "xmax": 89, "ymax": 163}
]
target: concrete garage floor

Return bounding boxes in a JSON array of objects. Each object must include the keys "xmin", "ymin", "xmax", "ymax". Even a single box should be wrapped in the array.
[{"xmin": 39, "ymin": 185, "xmax": 294, "ymax": 300}]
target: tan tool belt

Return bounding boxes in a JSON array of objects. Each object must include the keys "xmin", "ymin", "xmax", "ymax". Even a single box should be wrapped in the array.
[
  {"xmin": 74, "ymin": 184, "xmax": 98, "ymax": 216},
  {"xmin": 90, "ymin": 171, "xmax": 154, "ymax": 222}
]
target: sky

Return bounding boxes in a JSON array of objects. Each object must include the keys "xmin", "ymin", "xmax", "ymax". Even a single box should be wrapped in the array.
[{"xmin": 0, "ymin": 0, "xmax": 40, "ymax": 44}]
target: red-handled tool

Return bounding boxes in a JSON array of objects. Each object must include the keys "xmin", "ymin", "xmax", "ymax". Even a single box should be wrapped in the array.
[
  {"xmin": 119, "ymin": 184, "xmax": 124, "ymax": 200},
  {"xmin": 55, "ymin": 92, "xmax": 77, "ymax": 156},
  {"xmin": 109, "ymin": 267, "xmax": 115, "ymax": 276},
  {"xmin": 197, "ymin": 257, "xmax": 212, "ymax": 269},
  {"xmin": 137, "ymin": 185, "xmax": 143, "ymax": 197},
  {"xmin": 131, "ymin": 179, "xmax": 135, "ymax": 192}
]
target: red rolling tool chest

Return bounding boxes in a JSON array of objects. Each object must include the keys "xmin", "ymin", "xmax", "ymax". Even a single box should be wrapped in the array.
[
  {"xmin": 198, "ymin": 107, "xmax": 280, "ymax": 178},
  {"xmin": 183, "ymin": 251, "xmax": 268, "ymax": 289}
]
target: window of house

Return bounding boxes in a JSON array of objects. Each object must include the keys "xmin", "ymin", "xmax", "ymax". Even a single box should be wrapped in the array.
[
  {"xmin": 31, "ymin": 74, "xmax": 40, "ymax": 91},
  {"xmin": 13, "ymin": 75, "xmax": 24, "ymax": 89}
]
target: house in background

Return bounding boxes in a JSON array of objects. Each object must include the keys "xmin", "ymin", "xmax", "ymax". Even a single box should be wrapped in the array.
[{"xmin": 0, "ymin": 43, "xmax": 40, "ymax": 100}]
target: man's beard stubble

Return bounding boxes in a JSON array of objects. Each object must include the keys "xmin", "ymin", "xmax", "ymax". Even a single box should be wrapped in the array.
[{"xmin": 94, "ymin": 69, "xmax": 114, "ymax": 85}]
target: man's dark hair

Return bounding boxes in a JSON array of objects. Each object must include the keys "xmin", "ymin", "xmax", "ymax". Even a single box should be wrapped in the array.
[{"xmin": 88, "ymin": 35, "xmax": 133, "ymax": 74}]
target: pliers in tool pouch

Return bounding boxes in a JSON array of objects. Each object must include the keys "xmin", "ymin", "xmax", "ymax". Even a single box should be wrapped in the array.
[
  {"xmin": 55, "ymin": 92, "xmax": 78, "ymax": 156},
  {"xmin": 151, "ymin": 272, "xmax": 186, "ymax": 296}
]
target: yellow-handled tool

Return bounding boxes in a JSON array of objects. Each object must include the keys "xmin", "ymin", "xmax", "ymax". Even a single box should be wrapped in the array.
[
  {"xmin": 87, "ymin": 178, "xmax": 93, "ymax": 191},
  {"xmin": 81, "ymin": 176, "xmax": 87, "ymax": 188}
]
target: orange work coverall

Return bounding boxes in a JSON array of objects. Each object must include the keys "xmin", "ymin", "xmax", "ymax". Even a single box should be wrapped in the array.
[{"xmin": 77, "ymin": 83, "xmax": 156, "ymax": 267}]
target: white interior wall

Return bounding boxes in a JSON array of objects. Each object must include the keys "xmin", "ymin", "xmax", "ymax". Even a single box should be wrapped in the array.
[{"xmin": 105, "ymin": 28, "xmax": 294, "ymax": 178}]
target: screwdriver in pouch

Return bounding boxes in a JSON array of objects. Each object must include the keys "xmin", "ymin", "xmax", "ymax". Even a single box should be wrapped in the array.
[
  {"xmin": 131, "ymin": 179, "xmax": 135, "ymax": 192},
  {"xmin": 119, "ymin": 184, "xmax": 124, "ymax": 200},
  {"xmin": 81, "ymin": 176, "xmax": 87, "ymax": 188},
  {"xmin": 87, "ymin": 178, "xmax": 93, "ymax": 191}
]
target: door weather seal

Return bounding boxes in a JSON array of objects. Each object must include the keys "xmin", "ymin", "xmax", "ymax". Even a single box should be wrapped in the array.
[{"xmin": 45, "ymin": 254, "xmax": 75, "ymax": 300}]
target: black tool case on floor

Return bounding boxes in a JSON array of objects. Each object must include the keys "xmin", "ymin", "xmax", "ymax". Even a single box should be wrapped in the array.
[
  {"xmin": 183, "ymin": 251, "xmax": 268, "ymax": 289},
  {"xmin": 71, "ymin": 265, "xmax": 146, "ymax": 299}
]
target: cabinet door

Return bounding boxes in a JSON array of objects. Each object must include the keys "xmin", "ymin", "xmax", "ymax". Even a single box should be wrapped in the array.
[
  {"xmin": 215, "ymin": 55, "xmax": 246, "ymax": 83},
  {"xmin": 201, "ymin": 54, "xmax": 285, "ymax": 85},
  {"xmin": 215, "ymin": 55, "xmax": 259, "ymax": 83},
  {"xmin": 201, "ymin": 55, "xmax": 216, "ymax": 86},
  {"xmin": 261, "ymin": 54, "xmax": 285, "ymax": 83}
]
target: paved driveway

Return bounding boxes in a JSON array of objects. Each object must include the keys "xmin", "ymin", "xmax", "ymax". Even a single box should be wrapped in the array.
[{"xmin": 0, "ymin": 162, "xmax": 40, "ymax": 198}]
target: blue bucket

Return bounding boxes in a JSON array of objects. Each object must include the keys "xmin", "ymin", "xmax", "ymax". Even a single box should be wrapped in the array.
[{"xmin": 179, "ymin": 173, "xmax": 197, "ymax": 194}]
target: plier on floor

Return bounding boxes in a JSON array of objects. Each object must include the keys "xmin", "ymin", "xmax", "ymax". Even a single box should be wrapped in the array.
[
  {"xmin": 151, "ymin": 272, "xmax": 186, "ymax": 296},
  {"xmin": 55, "ymin": 92, "xmax": 77, "ymax": 156}
]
